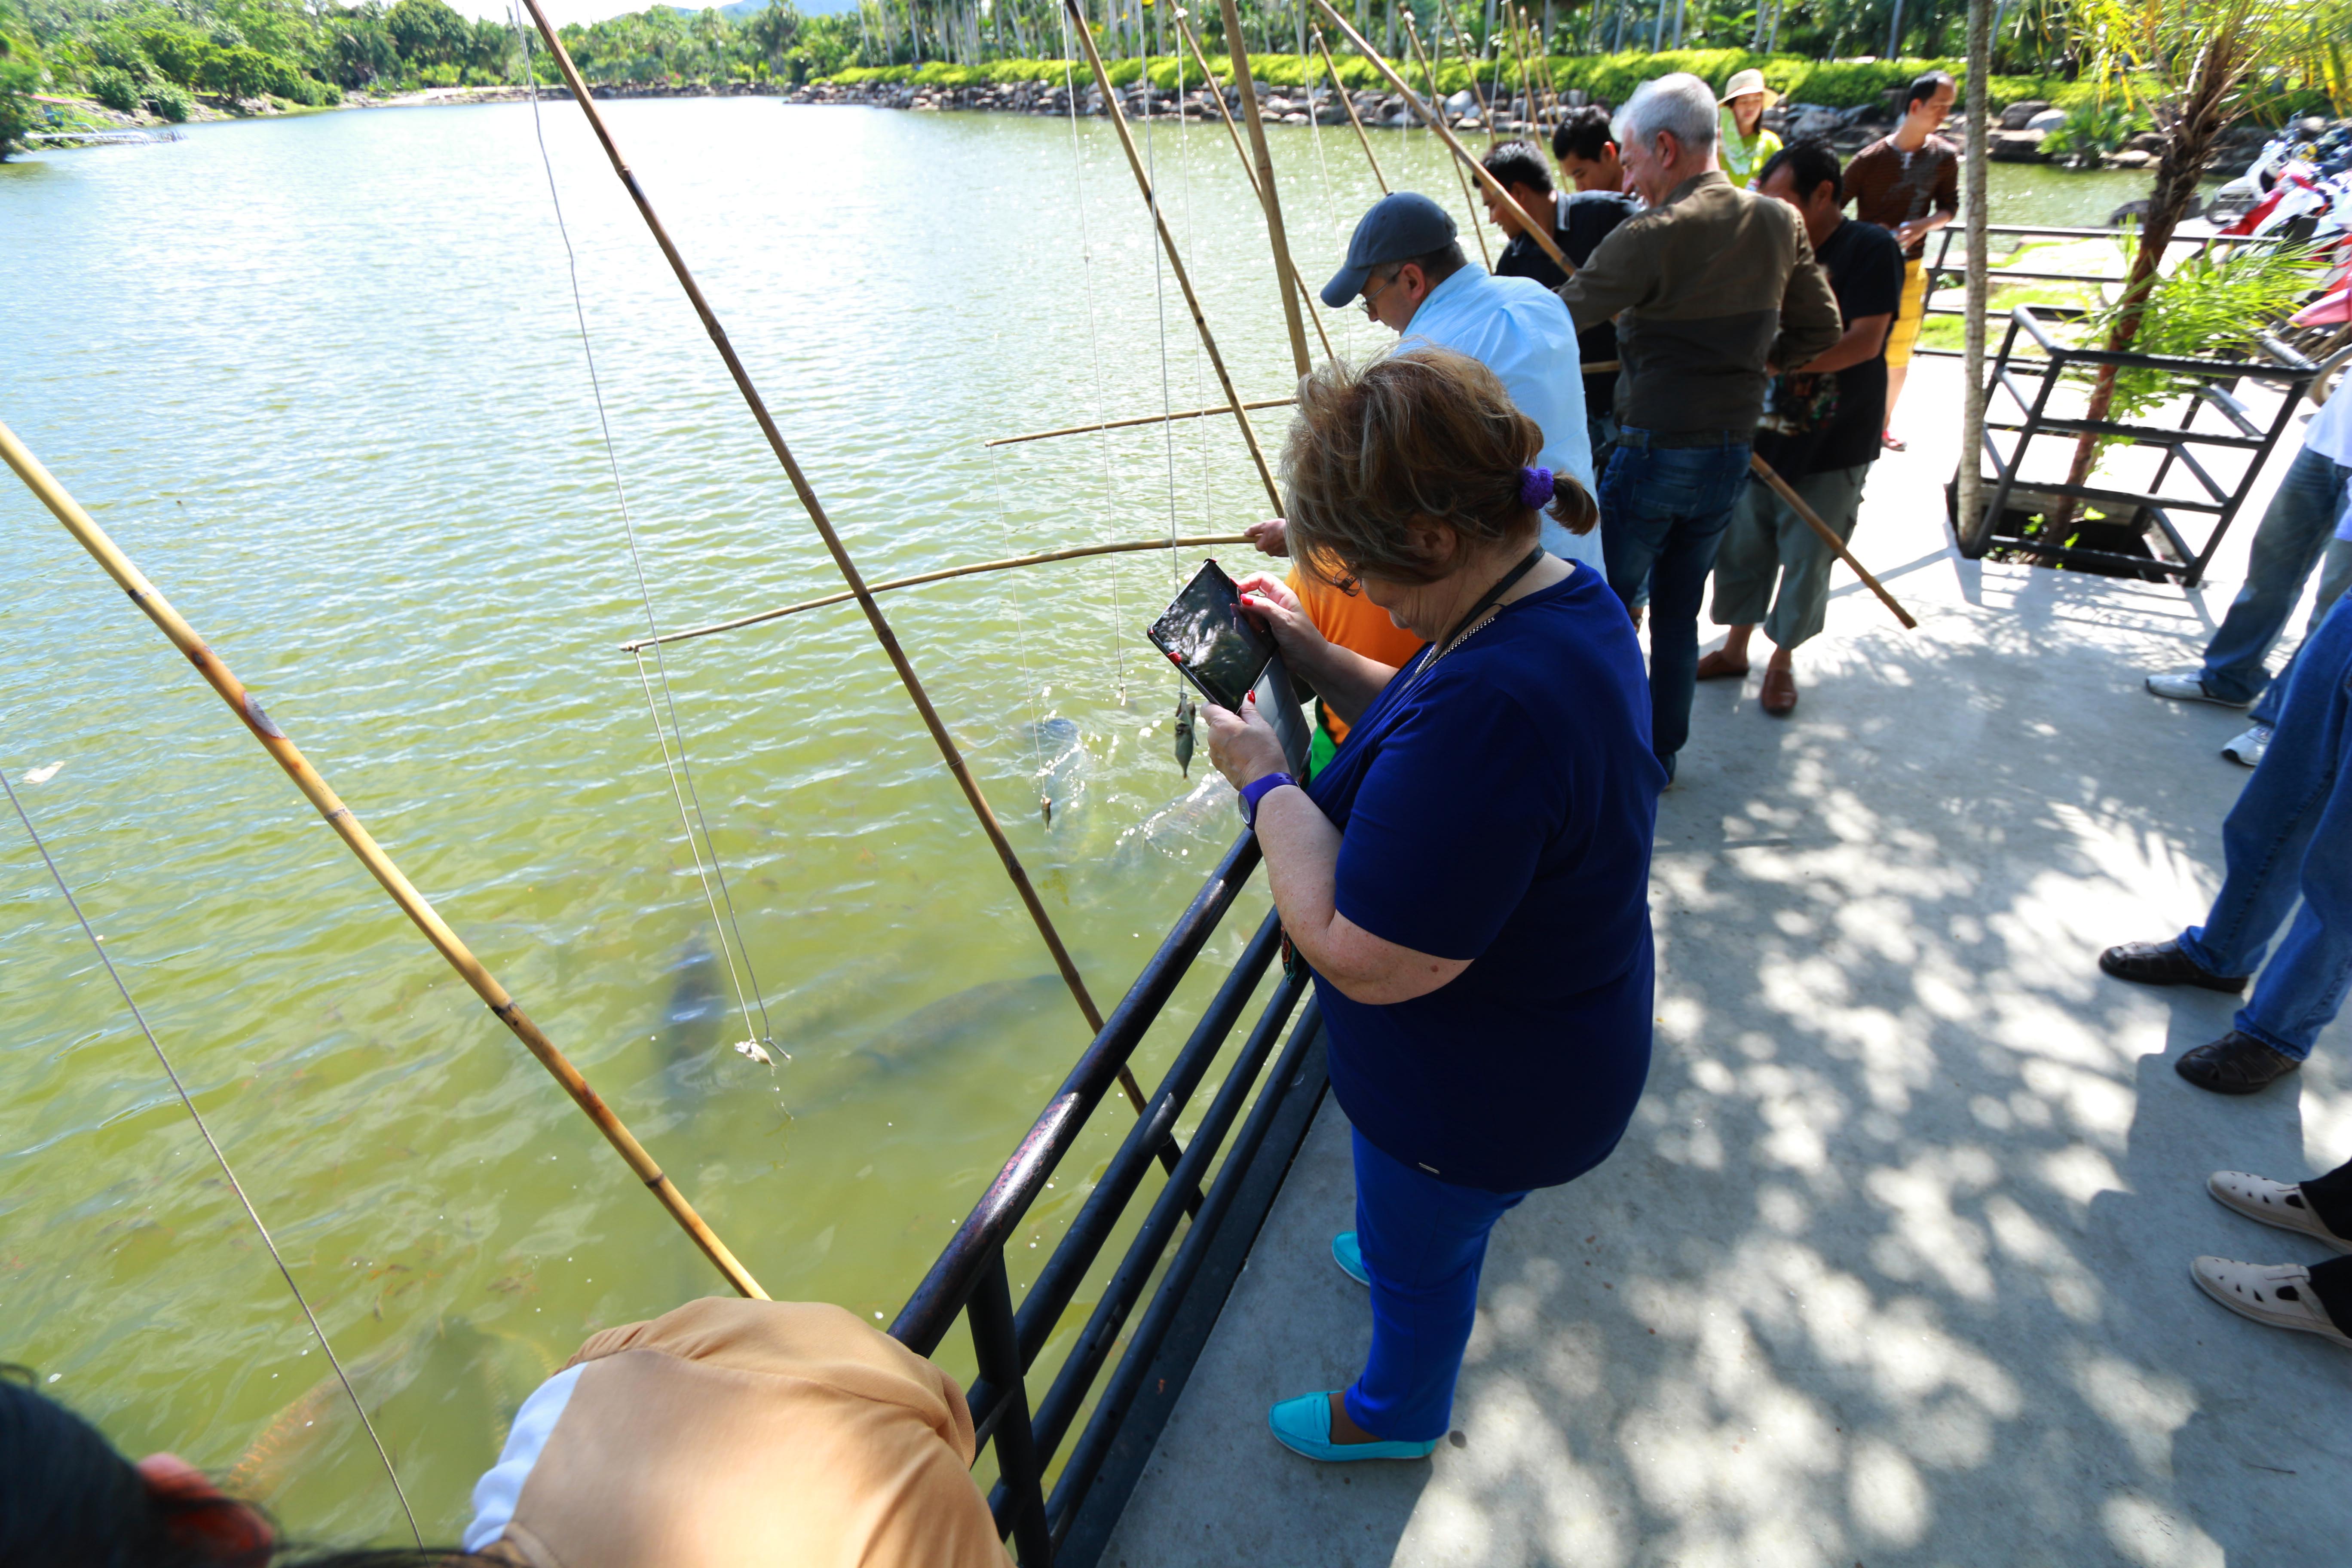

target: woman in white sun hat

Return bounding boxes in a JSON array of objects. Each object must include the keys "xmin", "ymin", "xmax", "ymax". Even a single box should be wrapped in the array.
[{"xmin": 1718, "ymin": 67, "xmax": 1782, "ymax": 189}]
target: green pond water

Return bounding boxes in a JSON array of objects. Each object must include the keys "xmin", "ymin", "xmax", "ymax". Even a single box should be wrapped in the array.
[{"xmin": 0, "ymin": 99, "xmax": 2159, "ymax": 1543}]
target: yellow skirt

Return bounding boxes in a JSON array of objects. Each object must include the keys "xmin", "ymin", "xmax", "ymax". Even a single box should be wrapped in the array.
[{"xmin": 1884, "ymin": 257, "xmax": 1927, "ymax": 369}]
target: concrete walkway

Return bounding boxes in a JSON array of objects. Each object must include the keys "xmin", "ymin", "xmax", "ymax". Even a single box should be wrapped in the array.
[{"xmin": 1100, "ymin": 361, "xmax": 2352, "ymax": 1568}]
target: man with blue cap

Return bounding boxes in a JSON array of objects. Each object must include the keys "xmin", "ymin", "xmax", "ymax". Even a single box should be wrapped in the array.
[{"xmin": 1318, "ymin": 191, "xmax": 1596, "ymax": 567}]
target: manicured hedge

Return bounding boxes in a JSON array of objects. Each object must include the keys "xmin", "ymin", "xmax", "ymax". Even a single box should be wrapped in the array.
[{"xmin": 822, "ymin": 50, "xmax": 2086, "ymax": 111}]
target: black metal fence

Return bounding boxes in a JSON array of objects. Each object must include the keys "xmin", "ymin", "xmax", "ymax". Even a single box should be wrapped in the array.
[
  {"xmin": 1953, "ymin": 305, "xmax": 2322, "ymax": 583},
  {"xmin": 887, "ymin": 830, "xmax": 1329, "ymax": 1565},
  {"xmin": 1913, "ymin": 222, "xmax": 2272, "ymax": 359}
]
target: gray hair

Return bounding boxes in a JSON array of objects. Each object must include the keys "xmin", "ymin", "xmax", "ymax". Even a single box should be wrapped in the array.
[{"xmin": 1613, "ymin": 73, "xmax": 1718, "ymax": 154}]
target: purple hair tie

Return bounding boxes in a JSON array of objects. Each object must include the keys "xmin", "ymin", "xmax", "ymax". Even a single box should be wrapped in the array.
[{"xmin": 1518, "ymin": 466, "xmax": 1555, "ymax": 510}]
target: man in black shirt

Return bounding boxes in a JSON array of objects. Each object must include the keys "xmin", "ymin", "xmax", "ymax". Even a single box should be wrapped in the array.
[
  {"xmin": 1700, "ymin": 141, "xmax": 1904, "ymax": 716},
  {"xmin": 1479, "ymin": 139, "xmax": 1638, "ymax": 466}
]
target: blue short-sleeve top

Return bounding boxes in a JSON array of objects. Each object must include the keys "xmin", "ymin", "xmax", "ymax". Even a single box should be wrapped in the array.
[{"xmin": 1303, "ymin": 563, "xmax": 1663, "ymax": 1193}]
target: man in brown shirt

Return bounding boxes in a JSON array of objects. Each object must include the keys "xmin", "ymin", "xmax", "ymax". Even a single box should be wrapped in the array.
[
  {"xmin": 1844, "ymin": 70, "xmax": 1959, "ymax": 446},
  {"xmin": 1554, "ymin": 71, "xmax": 1841, "ymax": 781}
]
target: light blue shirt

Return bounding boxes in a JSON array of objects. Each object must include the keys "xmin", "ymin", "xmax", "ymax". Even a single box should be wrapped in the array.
[{"xmin": 1397, "ymin": 266, "xmax": 1599, "ymax": 568}]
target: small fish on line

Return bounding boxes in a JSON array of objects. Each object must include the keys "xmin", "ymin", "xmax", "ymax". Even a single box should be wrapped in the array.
[
  {"xmin": 735, "ymin": 1038, "xmax": 781, "ymax": 1068},
  {"xmin": 1173, "ymin": 692, "xmax": 1196, "ymax": 778},
  {"xmin": 23, "ymin": 763, "xmax": 62, "ymax": 784}
]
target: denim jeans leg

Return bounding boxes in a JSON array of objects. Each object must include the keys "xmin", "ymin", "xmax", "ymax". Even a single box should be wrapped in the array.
[
  {"xmin": 2233, "ymin": 602, "xmax": 2352, "ymax": 1059},
  {"xmin": 2200, "ymin": 449, "xmax": 2351, "ymax": 704},
  {"xmin": 2248, "ymin": 537, "xmax": 2352, "ymax": 728},
  {"xmin": 2182, "ymin": 597, "xmax": 2352, "ymax": 989},
  {"xmin": 1598, "ymin": 445, "xmax": 1666, "ymax": 607}
]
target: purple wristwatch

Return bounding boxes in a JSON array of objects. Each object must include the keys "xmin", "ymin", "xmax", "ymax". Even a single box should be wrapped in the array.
[{"xmin": 1239, "ymin": 772, "xmax": 1297, "ymax": 829}]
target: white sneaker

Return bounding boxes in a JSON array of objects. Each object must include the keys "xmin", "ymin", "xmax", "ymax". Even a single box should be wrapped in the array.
[
  {"xmin": 2147, "ymin": 671, "xmax": 2251, "ymax": 707},
  {"xmin": 2222, "ymin": 725, "xmax": 2272, "ymax": 767},
  {"xmin": 2190, "ymin": 1257, "xmax": 2352, "ymax": 1348},
  {"xmin": 2208, "ymin": 1171, "xmax": 2352, "ymax": 1252}
]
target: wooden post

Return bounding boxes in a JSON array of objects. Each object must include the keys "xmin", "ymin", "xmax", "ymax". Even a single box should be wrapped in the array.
[
  {"xmin": 1314, "ymin": 26, "xmax": 1388, "ymax": 193},
  {"xmin": 1213, "ymin": 0, "xmax": 1312, "ymax": 378},
  {"xmin": 518, "ymin": 0, "xmax": 1152, "ymax": 1110},
  {"xmin": 0, "ymin": 418, "xmax": 770, "ymax": 1302},
  {"xmin": 1062, "ymin": 0, "xmax": 1285, "ymax": 510}
]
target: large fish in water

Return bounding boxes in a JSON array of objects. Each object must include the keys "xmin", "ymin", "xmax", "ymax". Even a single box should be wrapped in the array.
[{"xmin": 854, "ymin": 974, "xmax": 1071, "ymax": 1076}]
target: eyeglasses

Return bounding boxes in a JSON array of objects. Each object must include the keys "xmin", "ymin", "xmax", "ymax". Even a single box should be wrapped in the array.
[{"xmin": 1361, "ymin": 270, "xmax": 1402, "ymax": 319}]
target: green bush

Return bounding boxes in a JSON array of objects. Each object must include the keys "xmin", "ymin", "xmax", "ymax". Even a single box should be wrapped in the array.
[
  {"xmin": 420, "ymin": 60, "xmax": 460, "ymax": 86},
  {"xmin": 141, "ymin": 80, "xmax": 193, "ymax": 120},
  {"xmin": 819, "ymin": 49, "xmax": 2074, "ymax": 113},
  {"xmin": 88, "ymin": 63, "xmax": 144, "ymax": 113},
  {"xmin": 2042, "ymin": 100, "xmax": 2141, "ymax": 168}
]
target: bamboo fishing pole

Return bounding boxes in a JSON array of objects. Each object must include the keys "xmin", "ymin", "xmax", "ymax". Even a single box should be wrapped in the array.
[
  {"xmin": 1311, "ymin": 26, "xmax": 1387, "ymax": 193},
  {"xmin": 1210, "ymin": 0, "xmax": 1312, "ymax": 379},
  {"xmin": 1509, "ymin": 10, "xmax": 1537, "ymax": 135},
  {"xmin": 0, "ymin": 418, "xmax": 769, "ymax": 1302},
  {"xmin": 516, "ymin": 2, "xmax": 1161, "ymax": 1129},
  {"xmin": 1061, "ymin": 0, "xmax": 1283, "ymax": 513},
  {"xmin": 1170, "ymin": 11, "xmax": 1336, "ymax": 362},
  {"xmin": 1437, "ymin": 3, "xmax": 1497, "ymax": 148},
  {"xmin": 988, "ymin": 395, "xmax": 1299, "ymax": 447},
  {"xmin": 1403, "ymin": 13, "xmax": 1491, "ymax": 267},
  {"xmin": 623, "ymin": 535, "xmax": 1252, "ymax": 653},
  {"xmin": 987, "ymin": 364, "xmax": 1622, "ymax": 450}
]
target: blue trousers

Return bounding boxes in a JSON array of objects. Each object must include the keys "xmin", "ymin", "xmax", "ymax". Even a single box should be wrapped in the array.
[
  {"xmin": 2202, "ymin": 446, "xmax": 2352, "ymax": 706},
  {"xmin": 1599, "ymin": 432, "xmax": 1754, "ymax": 768},
  {"xmin": 1344, "ymin": 1128, "xmax": 1527, "ymax": 1442},
  {"xmin": 2248, "ymin": 536, "xmax": 2352, "ymax": 728},
  {"xmin": 2180, "ymin": 594, "xmax": 2352, "ymax": 1059}
]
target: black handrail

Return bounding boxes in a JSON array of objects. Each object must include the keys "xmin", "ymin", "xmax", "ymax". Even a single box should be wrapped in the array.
[
  {"xmin": 889, "ymin": 829, "xmax": 1260, "ymax": 1356},
  {"xmin": 887, "ymin": 826, "xmax": 1332, "ymax": 1565}
]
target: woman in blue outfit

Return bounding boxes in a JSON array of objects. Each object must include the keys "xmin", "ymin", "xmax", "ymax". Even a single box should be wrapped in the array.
[{"xmin": 1203, "ymin": 349, "xmax": 1663, "ymax": 1461}]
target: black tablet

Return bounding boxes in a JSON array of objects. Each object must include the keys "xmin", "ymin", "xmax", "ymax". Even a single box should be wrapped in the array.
[{"xmin": 1145, "ymin": 560, "xmax": 1277, "ymax": 713}]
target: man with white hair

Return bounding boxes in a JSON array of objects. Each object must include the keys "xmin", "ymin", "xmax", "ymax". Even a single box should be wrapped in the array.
[{"xmin": 1554, "ymin": 71, "xmax": 1841, "ymax": 782}]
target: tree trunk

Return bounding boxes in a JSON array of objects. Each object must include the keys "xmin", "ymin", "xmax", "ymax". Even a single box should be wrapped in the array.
[{"xmin": 2052, "ymin": 39, "xmax": 2239, "ymax": 524}]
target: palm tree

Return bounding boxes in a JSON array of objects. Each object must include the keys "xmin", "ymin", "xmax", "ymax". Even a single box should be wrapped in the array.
[{"xmin": 2050, "ymin": 0, "xmax": 2349, "ymax": 514}]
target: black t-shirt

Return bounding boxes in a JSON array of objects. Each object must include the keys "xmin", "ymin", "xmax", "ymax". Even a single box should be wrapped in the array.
[
  {"xmin": 1493, "ymin": 190, "xmax": 1639, "ymax": 419},
  {"xmin": 1757, "ymin": 217, "xmax": 1905, "ymax": 475}
]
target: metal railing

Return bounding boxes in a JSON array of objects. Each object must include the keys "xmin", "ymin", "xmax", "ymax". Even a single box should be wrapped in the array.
[
  {"xmin": 887, "ymin": 830, "xmax": 1329, "ymax": 1566},
  {"xmin": 1914, "ymin": 222, "xmax": 2274, "ymax": 357},
  {"xmin": 1955, "ymin": 304, "xmax": 2323, "ymax": 582}
]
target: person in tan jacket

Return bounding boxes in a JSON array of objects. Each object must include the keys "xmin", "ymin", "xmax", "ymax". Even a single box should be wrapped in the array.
[{"xmin": 464, "ymin": 1298, "xmax": 1010, "ymax": 1568}]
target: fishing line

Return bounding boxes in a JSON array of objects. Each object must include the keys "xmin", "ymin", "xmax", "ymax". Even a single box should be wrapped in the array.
[
  {"xmin": 0, "ymin": 766, "xmax": 423, "ymax": 1549},
  {"xmin": 508, "ymin": 1, "xmax": 775, "ymax": 1062},
  {"xmin": 1170, "ymin": 11, "xmax": 1217, "ymax": 565},
  {"xmin": 1058, "ymin": 8, "xmax": 1133, "ymax": 708},
  {"xmin": 1137, "ymin": 15, "xmax": 1186, "ymax": 598}
]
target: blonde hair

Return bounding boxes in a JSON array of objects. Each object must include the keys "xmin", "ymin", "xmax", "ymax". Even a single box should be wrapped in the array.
[{"xmin": 1280, "ymin": 349, "xmax": 1596, "ymax": 588}]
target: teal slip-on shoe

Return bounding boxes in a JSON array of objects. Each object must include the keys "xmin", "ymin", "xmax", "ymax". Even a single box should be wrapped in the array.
[
  {"xmin": 1268, "ymin": 1392, "xmax": 1440, "ymax": 1462},
  {"xmin": 1332, "ymin": 1231, "xmax": 1371, "ymax": 1287}
]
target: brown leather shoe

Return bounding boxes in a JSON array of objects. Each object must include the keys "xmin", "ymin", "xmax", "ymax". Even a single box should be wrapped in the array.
[
  {"xmin": 2099, "ymin": 939, "xmax": 2249, "ymax": 994},
  {"xmin": 2176, "ymin": 1032, "xmax": 2301, "ymax": 1095},
  {"xmin": 1695, "ymin": 649, "xmax": 1749, "ymax": 681},
  {"xmin": 1760, "ymin": 663, "xmax": 1798, "ymax": 716}
]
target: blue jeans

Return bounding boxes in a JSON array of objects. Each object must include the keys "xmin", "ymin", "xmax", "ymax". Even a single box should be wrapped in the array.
[
  {"xmin": 2179, "ymin": 594, "xmax": 2352, "ymax": 1059},
  {"xmin": 2248, "ymin": 536, "xmax": 2352, "ymax": 728},
  {"xmin": 1599, "ymin": 432, "xmax": 1755, "ymax": 766},
  {"xmin": 1344, "ymin": 1128, "xmax": 1526, "ymax": 1442},
  {"xmin": 2201, "ymin": 447, "xmax": 2352, "ymax": 705}
]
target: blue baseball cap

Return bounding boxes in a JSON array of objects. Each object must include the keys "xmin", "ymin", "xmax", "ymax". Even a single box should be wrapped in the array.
[{"xmin": 1320, "ymin": 192, "xmax": 1460, "ymax": 308}]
